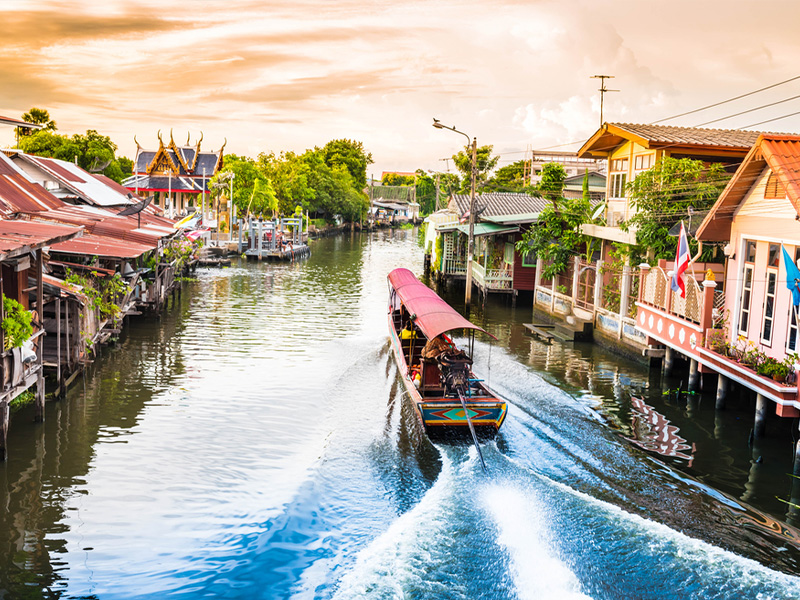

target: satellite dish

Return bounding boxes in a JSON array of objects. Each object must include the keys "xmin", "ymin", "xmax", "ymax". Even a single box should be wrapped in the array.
[{"xmin": 117, "ymin": 195, "xmax": 153, "ymax": 217}]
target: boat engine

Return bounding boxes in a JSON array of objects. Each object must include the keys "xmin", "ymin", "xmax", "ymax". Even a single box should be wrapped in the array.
[{"xmin": 437, "ymin": 350, "xmax": 473, "ymax": 396}]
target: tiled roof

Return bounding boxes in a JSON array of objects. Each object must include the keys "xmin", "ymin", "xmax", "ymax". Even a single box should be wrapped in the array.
[
  {"xmin": 450, "ymin": 192, "xmax": 548, "ymax": 220},
  {"xmin": 123, "ymin": 174, "xmax": 207, "ymax": 193},
  {"xmin": 697, "ymin": 134, "xmax": 800, "ymax": 241},
  {"xmin": 611, "ymin": 123, "xmax": 763, "ymax": 149}
]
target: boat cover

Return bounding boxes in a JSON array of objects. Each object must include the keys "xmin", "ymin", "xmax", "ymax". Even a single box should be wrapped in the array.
[{"xmin": 387, "ymin": 268, "xmax": 494, "ymax": 340}]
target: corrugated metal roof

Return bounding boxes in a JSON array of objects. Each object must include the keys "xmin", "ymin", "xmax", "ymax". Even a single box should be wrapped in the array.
[
  {"xmin": 0, "ymin": 219, "xmax": 82, "ymax": 260},
  {"xmin": 454, "ymin": 222, "xmax": 519, "ymax": 236},
  {"xmin": 0, "ymin": 174, "xmax": 64, "ymax": 214},
  {"xmin": 24, "ymin": 207, "xmax": 163, "ymax": 247},
  {"xmin": 16, "ymin": 154, "xmax": 134, "ymax": 206},
  {"xmin": 50, "ymin": 233, "xmax": 152, "ymax": 259},
  {"xmin": 0, "ymin": 115, "xmax": 42, "ymax": 129},
  {"xmin": 449, "ymin": 193, "xmax": 547, "ymax": 219}
]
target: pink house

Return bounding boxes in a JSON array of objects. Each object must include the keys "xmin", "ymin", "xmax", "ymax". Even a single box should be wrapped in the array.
[{"xmin": 635, "ymin": 134, "xmax": 800, "ymax": 446}]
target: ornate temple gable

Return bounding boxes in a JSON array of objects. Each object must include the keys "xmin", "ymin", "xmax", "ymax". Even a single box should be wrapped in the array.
[
  {"xmin": 146, "ymin": 131, "xmax": 180, "ymax": 176},
  {"xmin": 167, "ymin": 129, "xmax": 191, "ymax": 174},
  {"xmin": 214, "ymin": 138, "xmax": 227, "ymax": 173}
]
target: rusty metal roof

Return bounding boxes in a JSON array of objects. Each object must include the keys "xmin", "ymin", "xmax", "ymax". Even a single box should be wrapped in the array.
[
  {"xmin": 698, "ymin": 134, "xmax": 800, "ymax": 241},
  {"xmin": 0, "ymin": 219, "xmax": 83, "ymax": 260},
  {"xmin": 0, "ymin": 174, "xmax": 64, "ymax": 215},
  {"xmin": 14, "ymin": 153, "xmax": 136, "ymax": 206},
  {"xmin": 50, "ymin": 233, "xmax": 153, "ymax": 259},
  {"xmin": 0, "ymin": 115, "xmax": 42, "ymax": 129}
]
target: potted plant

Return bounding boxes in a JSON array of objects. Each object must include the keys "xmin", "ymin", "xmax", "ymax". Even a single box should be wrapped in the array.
[{"xmin": 756, "ymin": 357, "xmax": 789, "ymax": 382}]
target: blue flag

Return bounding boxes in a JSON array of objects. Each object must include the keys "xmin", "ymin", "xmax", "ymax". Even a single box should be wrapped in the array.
[{"xmin": 782, "ymin": 245, "xmax": 800, "ymax": 307}]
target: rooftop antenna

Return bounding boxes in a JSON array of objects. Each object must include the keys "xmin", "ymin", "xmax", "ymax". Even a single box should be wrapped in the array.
[{"xmin": 591, "ymin": 75, "xmax": 619, "ymax": 127}]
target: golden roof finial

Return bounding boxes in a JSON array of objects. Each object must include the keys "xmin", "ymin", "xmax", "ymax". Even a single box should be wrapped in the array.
[{"xmin": 186, "ymin": 132, "xmax": 191, "ymax": 146}]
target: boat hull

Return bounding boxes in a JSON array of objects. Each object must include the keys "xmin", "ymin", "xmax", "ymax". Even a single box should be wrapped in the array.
[{"xmin": 388, "ymin": 314, "xmax": 507, "ymax": 437}]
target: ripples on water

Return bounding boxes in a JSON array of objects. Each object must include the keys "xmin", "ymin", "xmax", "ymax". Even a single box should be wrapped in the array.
[{"xmin": 0, "ymin": 230, "xmax": 799, "ymax": 598}]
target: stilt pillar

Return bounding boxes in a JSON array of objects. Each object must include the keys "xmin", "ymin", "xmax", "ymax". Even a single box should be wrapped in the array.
[
  {"xmin": 754, "ymin": 393, "xmax": 768, "ymax": 439},
  {"xmin": 791, "ymin": 429, "xmax": 800, "ymax": 518},
  {"xmin": 0, "ymin": 399, "xmax": 8, "ymax": 461},
  {"xmin": 663, "ymin": 347, "xmax": 676, "ymax": 377},
  {"xmin": 688, "ymin": 359, "xmax": 700, "ymax": 392},
  {"xmin": 34, "ymin": 248, "xmax": 44, "ymax": 423},
  {"xmin": 715, "ymin": 374, "xmax": 729, "ymax": 410}
]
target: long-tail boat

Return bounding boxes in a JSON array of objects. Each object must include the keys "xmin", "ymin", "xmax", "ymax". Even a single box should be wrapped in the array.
[{"xmin": 387, "ymin": 268, "xmax": 507, "ymax": 445}]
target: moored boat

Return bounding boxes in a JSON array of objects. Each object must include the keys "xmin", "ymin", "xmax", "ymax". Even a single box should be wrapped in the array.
[{"xmin": 387, "ymin": 268, "xmax": 507, "ymax": 440}]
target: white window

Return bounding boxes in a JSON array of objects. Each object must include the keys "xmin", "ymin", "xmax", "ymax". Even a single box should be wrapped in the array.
[
  {"xmin": 634, "ymin": 154, "xmax": 654, "ymax": 171},
  {"xmin": 787, "ymin": 247, "xmax": 800, "ymax": 352},
  {"xmin": 761, "ymin": 270, "xmax": 777, "ymax": 345},
  {"xmin": 609, "ymin": 158, "xmax": 628, "ymax": 199},
  {"xmin": 738, "ymin": 240, "xmax": 756, "ymax": 335}
]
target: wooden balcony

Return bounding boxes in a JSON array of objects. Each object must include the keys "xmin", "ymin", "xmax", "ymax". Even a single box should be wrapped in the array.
[{"xmin": 471, "ymin": 261, "xmax": 513, "ymax": 291}]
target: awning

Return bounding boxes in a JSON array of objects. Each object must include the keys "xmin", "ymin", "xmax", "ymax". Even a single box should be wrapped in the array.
[
  {"xmin": 387, "ymin": 268, "xmax": 495, "ymax": 340},
  {"xmin": 454, "ymin": 222, "xmax": 519, "ymax": 237}
]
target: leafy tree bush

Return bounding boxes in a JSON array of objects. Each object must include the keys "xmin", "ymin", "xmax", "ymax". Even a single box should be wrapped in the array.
[
  {"xmin": 2, "ymin": 296, "xmax": 33, "ymax": 350},
  {"xmin": 623, "ymin": 157, "xmax": 730, "ymax": 260}
]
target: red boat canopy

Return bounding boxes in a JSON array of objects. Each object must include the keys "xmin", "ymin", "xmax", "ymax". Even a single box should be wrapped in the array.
[{"xmin": 387, "ymin": 268, "xmax": 494, "ymax": 340}]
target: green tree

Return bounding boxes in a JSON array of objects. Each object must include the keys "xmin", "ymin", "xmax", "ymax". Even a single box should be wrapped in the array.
[
  {"xmin": 538, "ymin": 162, "xmax": 567, "ymax": 210},
  {"xmin": 452, "ymin": 144, "xmax": 499, "ymax": 192},
  {"xmin": 623, "ymin": 157, "xmax": 730, "ymax": 260},
  {"xmin": 485, "ymin": 160, "xmax": 529, "ymax": 192},
  {"xmin": 516, "ymin": 194, "xmax": 603, "ymax": 279},
  {"xmin": 320, "ymin": 139, "xmax": 373, "ymax": 190},
  {"xmin": 381, "ymin": 172, "xmax": 415, "ymax": 186},
  {"xmin": 20, "ymin": 107, "xmax": 56, "ymax": 135},
  {"xmin": 582, "ymin": 169, "xmax": 590, "ymax": 202},
  {"xmin": 257, "ymin": 151, "xmax": 316, "ymax": 215},
  {"xmin": 414, "ymin": 170, "xmax": 436, "ymax": 215},
  {"xmin": 17, "ymin": 128, "xmax": 131, "ymax": 183},
  {"xmin": 209, "ymin": 154, "xmax": 263, "ymax": 216}
]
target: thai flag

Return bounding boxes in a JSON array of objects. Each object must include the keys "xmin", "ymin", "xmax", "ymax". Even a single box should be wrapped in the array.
[{"xmin": 671, "ymin": 221, "xmax": 690, "ymax": 298}]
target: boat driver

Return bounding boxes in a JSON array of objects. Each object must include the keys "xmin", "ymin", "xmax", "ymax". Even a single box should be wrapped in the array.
[{"xmin": 422, "ymin": 335, "xmax": 453, "ymax": 359}]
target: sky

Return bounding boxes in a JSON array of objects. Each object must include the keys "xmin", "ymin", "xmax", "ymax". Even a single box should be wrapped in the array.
[{"xmin": 3, "ymin": 0, "xmax": 800, "ymax": 178}]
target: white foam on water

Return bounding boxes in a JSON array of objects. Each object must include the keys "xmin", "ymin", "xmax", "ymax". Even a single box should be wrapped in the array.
[
  {"xmin": 483, "ymin": 484, "xmax": 593, "ymax": 600},
  {"xmin": 542, "ymin": 476, "xmax": 800, "ymax": 596},
  {"xmin": 330, "ymin": 452, "xmax": 467, "ymax": 599}
]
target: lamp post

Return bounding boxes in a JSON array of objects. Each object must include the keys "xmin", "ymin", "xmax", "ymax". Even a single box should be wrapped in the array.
[{"xmin": 433, "ymin": 119, "xmax": 477, "ymax": 305}]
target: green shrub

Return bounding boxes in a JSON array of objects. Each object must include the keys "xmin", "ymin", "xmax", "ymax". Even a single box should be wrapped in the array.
[{"xmin": 2, "ymin": 296, "xmax": 33, "ymax": 350}]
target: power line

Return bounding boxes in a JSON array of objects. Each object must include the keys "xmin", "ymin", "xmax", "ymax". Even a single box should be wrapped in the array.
[
  {"xmin": 694, "ymin": 93, "xmax": 800, "ymax": 128},
  {"xmin": 652, "ymin": 74, "xmax": 800, "ymax": 124}
]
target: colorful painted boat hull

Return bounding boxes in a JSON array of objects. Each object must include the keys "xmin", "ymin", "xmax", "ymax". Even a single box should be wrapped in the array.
[{"xmin": 388, "ymin": 313, "xmax": 507, "ymax": 437}]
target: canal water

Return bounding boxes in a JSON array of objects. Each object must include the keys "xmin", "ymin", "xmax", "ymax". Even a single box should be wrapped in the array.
[{"xmin": 1, "ymin": 229, "xmax": 800, "ymax": 599}]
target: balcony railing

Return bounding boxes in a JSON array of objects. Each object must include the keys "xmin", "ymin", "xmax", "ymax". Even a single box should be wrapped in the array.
[
  {"xmin": 443, "ymin": 257, "xmax": 467, "ymax": 276},
  {"xmin": 472, "ymin": 261, "xmax": 513, "ymax": 290},
  {"xmin": 641, "ymin": 266, "xmax": 704, "ymax": 324}
]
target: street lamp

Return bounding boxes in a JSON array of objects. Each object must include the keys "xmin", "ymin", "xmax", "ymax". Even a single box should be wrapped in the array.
[{"xmin": 433, "ymin": 118, "xmax": 477, "ymax": 305}]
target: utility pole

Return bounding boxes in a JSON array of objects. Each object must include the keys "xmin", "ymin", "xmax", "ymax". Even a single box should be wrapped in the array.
[
  {"xmin": 591, "ymin": 75, "xmax": 619, "ymax": 127},
  {"xmin": 432, "ymin": 118, "xmax": 477, "ymax": 307},
  {"xmin": 434, "ymin": 172, "xmax": 441, "ymax": 211}
]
